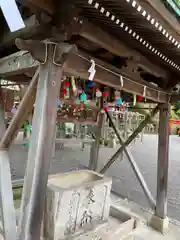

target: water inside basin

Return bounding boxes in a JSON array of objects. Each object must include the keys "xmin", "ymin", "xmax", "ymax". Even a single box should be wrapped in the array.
[{"xmin": 48, "ymin": 170, "xmax": 103, "ymax": 189}]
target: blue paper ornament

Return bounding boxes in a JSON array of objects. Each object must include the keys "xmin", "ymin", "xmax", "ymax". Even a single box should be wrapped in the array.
[
  {"xmin": 116, "ymin": 98, "xmax": 123, "ymax": 105},
  {"xmin": 87, "ymin": 80, "xmax": 95, "ymax": 87},
  {"xmin": 58, "ymin": 99, "xmax": 61, "ymax": 105}
]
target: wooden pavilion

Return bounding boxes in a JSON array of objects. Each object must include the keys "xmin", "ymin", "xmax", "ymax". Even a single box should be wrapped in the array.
[{"xmin": 0, "ymin": 0, "xmax": 180, "ymax": 239}]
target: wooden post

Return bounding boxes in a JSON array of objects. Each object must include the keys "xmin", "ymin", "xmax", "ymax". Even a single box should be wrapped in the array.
[
  {"xmin": 17, "ymin": 40, "xmax": 76, "ymax": 240},
  {"xmin": 89, "ymin": 111, "xmax": 104, "ymax": 171},
  {"xmin": 0, "ymin": 89, "xmax": 16, "ymax": 240},
  {"xmin": 151, "ymin": 102, "xmax": 170, "ymax": 233},
  {"xmin": 156, "ymin": 103, "xmax": 170, "ymax": 218}
]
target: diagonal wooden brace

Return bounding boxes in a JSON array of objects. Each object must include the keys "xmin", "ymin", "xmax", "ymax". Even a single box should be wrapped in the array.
[
  {"xmin": 0, "ymin": 68, "xmax": 39, "ymax": 150},
  {"xmin": 100, "ymin": 104, "xmax": 159, "ymax": 174},
  {"xmin": 105, "ymin": 111, "xmax": 156, "ymax": 209}
]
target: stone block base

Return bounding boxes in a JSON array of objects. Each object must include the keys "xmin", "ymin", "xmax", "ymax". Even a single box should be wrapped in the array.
[{"xmin": 150, "ymin": 215, "xmax": 169, "ymax": 234}]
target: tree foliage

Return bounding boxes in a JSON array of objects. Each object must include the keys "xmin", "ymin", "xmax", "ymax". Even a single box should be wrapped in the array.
[
  {"xmin": 175, "ymin": 0, "xmax": 180, "ymax": 6},
  {"xmin": 171, "ymin": 102, "xmax": 180, "ymax": 119}
]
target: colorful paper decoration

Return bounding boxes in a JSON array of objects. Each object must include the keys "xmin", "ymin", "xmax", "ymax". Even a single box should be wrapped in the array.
[
  {"xmin": 114, "ymin": 90, "xmax": 122, "ymax": 105},
  {"xmin": 87, "ymin": 80, "xmax": 95, "ymax": 87},
  {"xmin": 11, "ymin": 107, "xmax": 16, "ymax": 114},
  {"xmin": 103, "ymin": 91, "xmax": 109, "ymax": 97},
  {"xmin": 96, "ymin": 89, "xmax": 102, "ymax": 97},
  {"xmin": 64, "ymin": 80, "xmax": 70, "ymax": 87},
  {"xmin": 115, "ymin": 98, "xmax": 123, "ymax": 105},
  {"xmin": 61, "ymin": 89, "xmax": 67, "ymax": 95},
  {"xmin": 103, "ymin": 103, "xmax": 108, "ymax": 112},
  {"xmin": 137, "ymin": 95, "xmax": 143, "ymax": 101},
  {"xmin": 108, "ymin": 107, "xmax": 114, "ymax": 112},
  {"xmin": 80, "ymin": 92, "xmax": 87, "ymax": 101},
  {"xmin": 58, "ymin": 99, "xmax": 61, "ymax": 105}
]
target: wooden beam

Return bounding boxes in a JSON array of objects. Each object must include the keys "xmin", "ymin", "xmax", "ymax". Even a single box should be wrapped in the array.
[
  {"xmin": 17, "ymin": 0, "xmax": 55, "ymax": 15},
  {"xmin": 4, "ymin": 75, "xmax": 31, "ymax": 83},
  {"xmin": 0, "ymin": 51, "xmax": 38, "ymax": 77},
  {"xmin": 0, "ymin": 14, "xmax": 52, "ymax": 49},
  {"xmin": 65, "ymin": 53, "xmax": 170, "ymax": 103},
  {"xmin": 0, "ymin": 49, "xmax": 171, "ymax": 103},
  {"xmin": 79, "ymin": 21, "xmax": 169, "ymax": 79},
  {"xmin": 80, "ymin": 50, "xmax": 165, "ymax": 91}
]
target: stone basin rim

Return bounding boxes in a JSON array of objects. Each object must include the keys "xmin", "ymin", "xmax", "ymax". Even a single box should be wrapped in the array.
[{"xmin": 47, "ymin": 170, "xmax": 112, "ymax": 191}]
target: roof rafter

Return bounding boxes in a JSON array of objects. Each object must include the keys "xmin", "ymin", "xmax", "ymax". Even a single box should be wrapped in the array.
[
  {"xmin": 16, "ymin": 0, "xmax": 55, "ymax": 15},
  {"xmin": 79, "ymin": 20, "xmax": 170, "ymax": 79}
]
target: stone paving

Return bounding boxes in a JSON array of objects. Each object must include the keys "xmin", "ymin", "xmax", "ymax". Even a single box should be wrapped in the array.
[{"xmin": 9, "ymin": 134, "xmax": 180, "ymax": 222}]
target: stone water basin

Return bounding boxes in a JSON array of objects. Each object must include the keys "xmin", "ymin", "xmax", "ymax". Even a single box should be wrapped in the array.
[{"xmin": 44, "ymin": 170, "xmax": 112, "ymax": 240}]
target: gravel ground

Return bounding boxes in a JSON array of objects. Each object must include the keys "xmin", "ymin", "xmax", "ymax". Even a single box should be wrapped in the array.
[{"xmin": 9, "ymin": 134, "xmax": 180, "ymax": 221}]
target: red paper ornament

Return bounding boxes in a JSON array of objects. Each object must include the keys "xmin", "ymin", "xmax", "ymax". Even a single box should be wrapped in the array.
[
  {"xmin": 61, "ymin": 89, "xmax": 67, "ymax": 95},
  {"xmin": 137, "ymin": 96, "xmax": 143, "ymax": 101},
  {"xmin": 64, "ymin": 81, "xmax": 70, "ymax": 87},
  {"xmin": 103, "ymin": 91, "xmax": 109, "ymax": 97}
]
